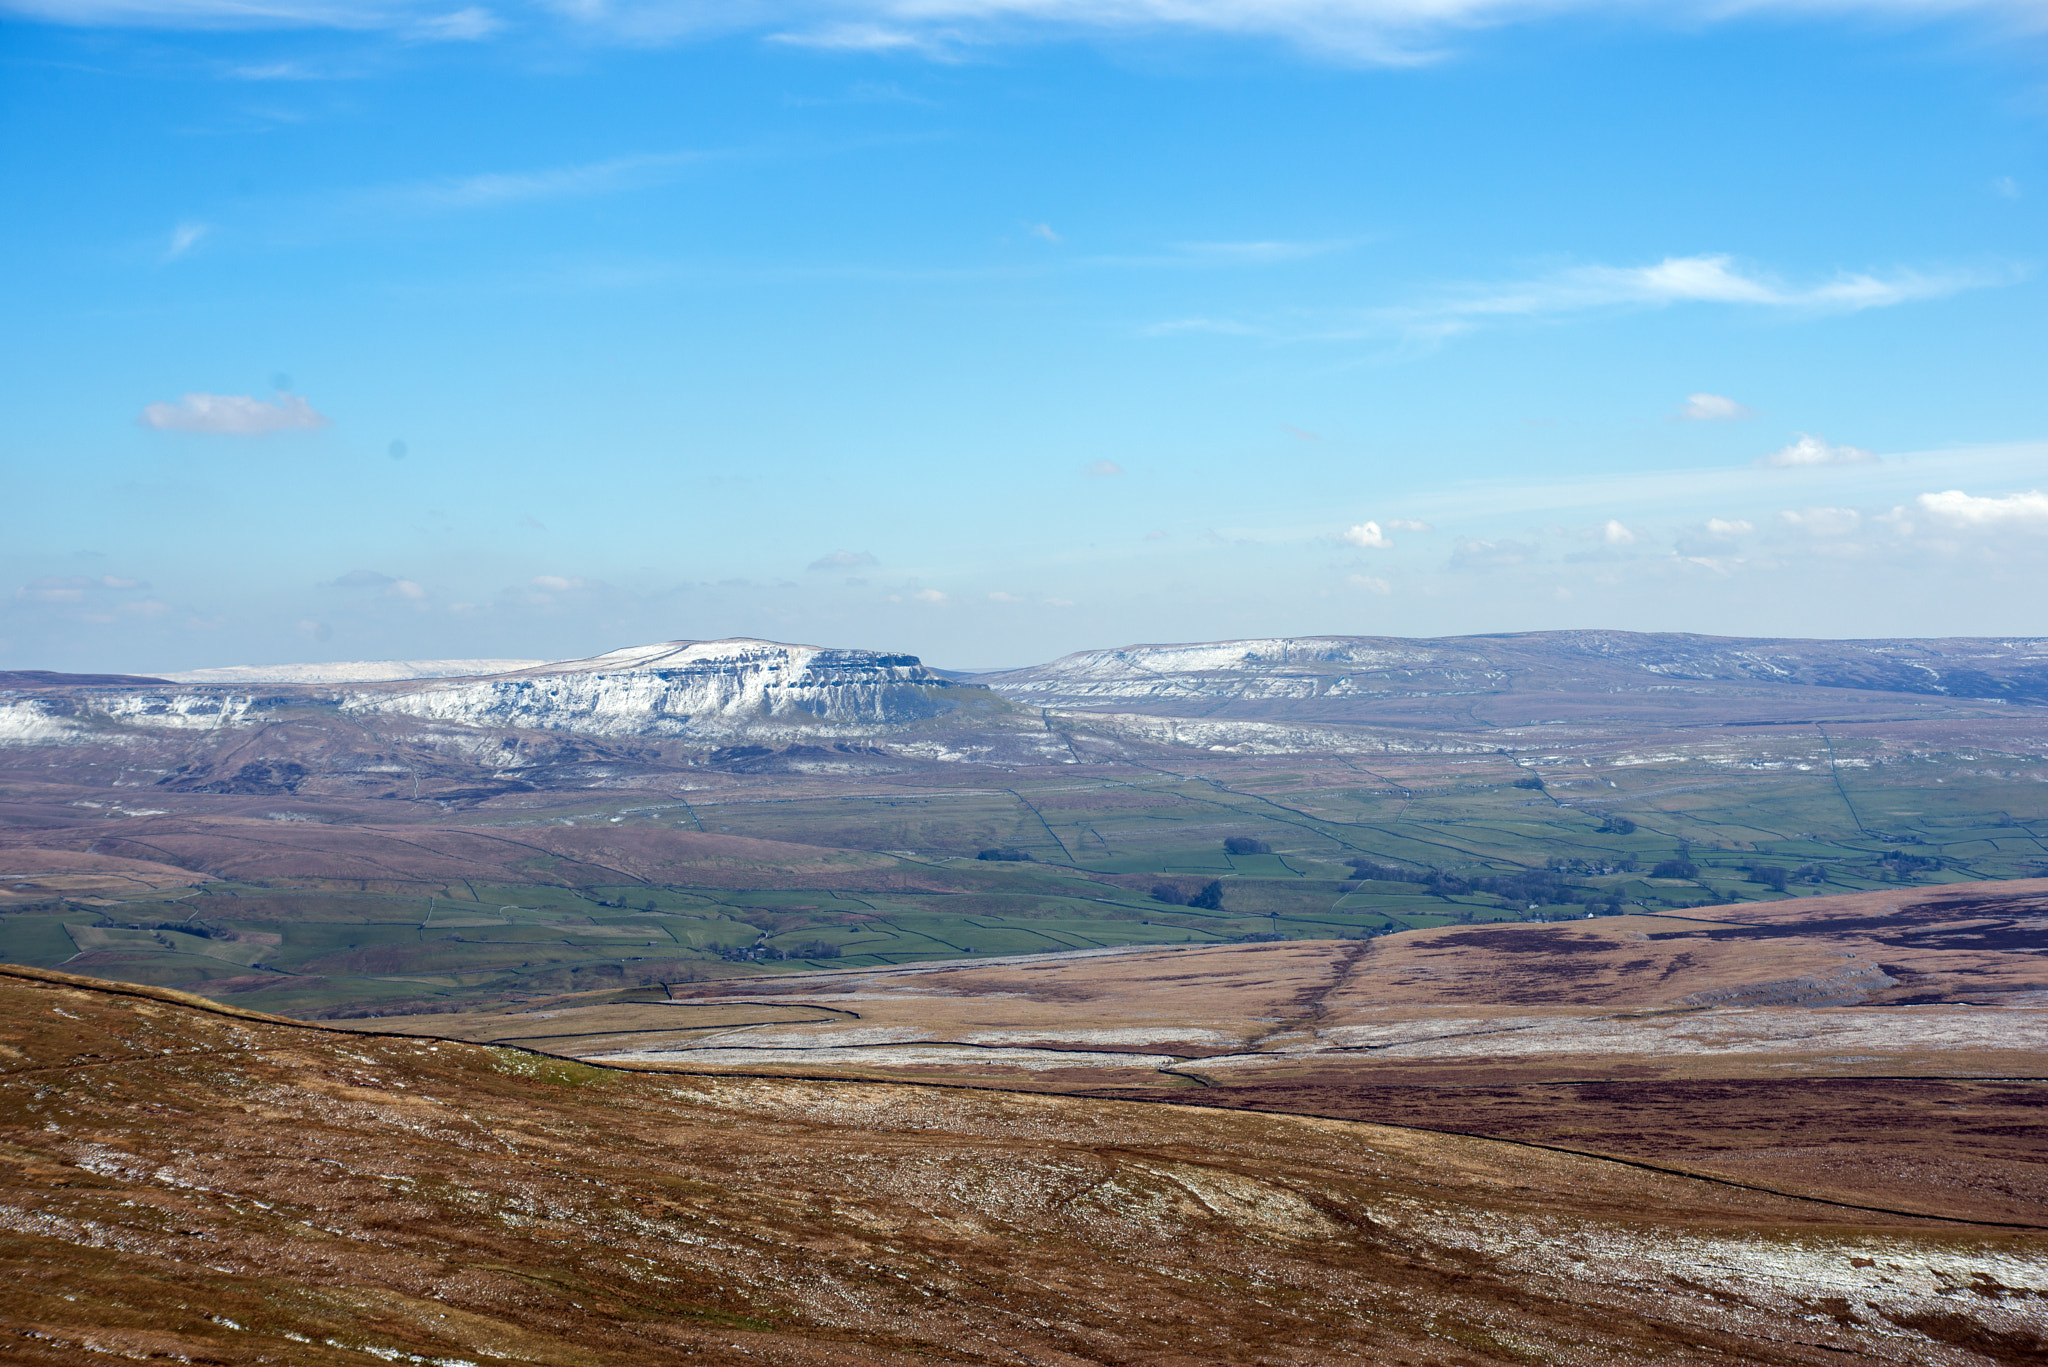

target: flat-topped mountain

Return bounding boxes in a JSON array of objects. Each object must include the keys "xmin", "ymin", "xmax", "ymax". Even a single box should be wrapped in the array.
[
  {"xmin": 343, "ymin": 638, "xmax": 982, "ymax": 737},
  {"xmin": 977, "ymin": 631, "xmax": 2048, "ymax": 726},
  {"xmin": 0, "ymin": 638, "xmax": 1008, "ymax": 751}
]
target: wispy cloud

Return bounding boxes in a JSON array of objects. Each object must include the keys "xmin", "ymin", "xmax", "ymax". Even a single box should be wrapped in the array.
[
  {"xmin": 1780, "ymin": 506, "xmax": 1862, "ymax": 536},
  {"xmin": 1142, "ymin": 317, "xmax": 1265, "ymax": 338},
  {"xmin": 163, "ymin": 221, "xmax": 208, "ymax": 261},
  {"xmin": 408, "ymin": 4, "xmax": 495, "ymax": 40},
  {"xmin": 361, "ymin": 150, "xmax": 708, "ymax": 215},
  {"xmin": 1146, "ymin": 253, "xmax": 2005, "ymax": 350},
  {"xmin": 6, "ymin": 0, "xmax": 498, "ymax": 39},
  {"xmin": 1173, "ymin": 239, "xmax": 1345, "ymax": 264},
  {"xmin": 17, "ymin": 0, "xmax": 2048, "ymax": 65},
  {"xmin": 1083, "ymin": 459, "xmax": 1125, "ymax": 477},
  {"xmin": 1387, "ymin": 254, "xmax": 1993, "ymax": 340},
  {"xmin": 328, "ymin": 569, "xmax": 395, "ymax": 588},
  {"xmin": 809, "ymin": 549, "xmax": 880, "ymax": 570},
  {"xmin": 1678, "ymin": 392, "xmax": 1752, "ymax": 421},
  {"xmin": 629, "ymin": 0, "xmax": 2048, "ymax": 65},
  {"xmin": 14, "ymin": 574, "xmax": 146, "ymax": 604},
  {"xmin": 139, "ymin": 391, "xmax": 330, "ymax": 435}
]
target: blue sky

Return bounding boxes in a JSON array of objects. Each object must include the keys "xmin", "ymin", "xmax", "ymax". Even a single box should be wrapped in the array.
[{"xmin": 3, "ymin": 0, "xmax": 2045, "ymax": 672}]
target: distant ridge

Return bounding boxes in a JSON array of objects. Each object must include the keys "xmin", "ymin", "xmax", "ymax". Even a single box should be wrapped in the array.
[
  {"xmin": 0, "ymin": 670, "xmax": 172, "ymax": 689},
  {"xmin": 161, "ymin": 658, "xmax": 550, "ymax": 685}
]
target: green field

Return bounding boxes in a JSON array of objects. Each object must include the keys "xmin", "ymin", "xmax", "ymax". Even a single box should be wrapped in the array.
[{"xmin": 6, "ymin": 741, "xmax": 2043, "ymax": 1018}]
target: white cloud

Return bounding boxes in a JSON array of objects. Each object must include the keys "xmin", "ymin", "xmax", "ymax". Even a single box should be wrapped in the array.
[
  {"xmin": 1780, "ymin": 506, "xmax": 1862, "ymax": 536},
  {"xmin": 1043, "ymin": 597, "xmax": 1075, "ymax": 607},
  {"xmin": 386, "ymin": 578, "xmax": 428, "ymax": 600},
  {"xmin": 1993, "ymin": 176, "xmax": 2021, "ymax": 200},
  {"xmin": 1385, "ymin": 518, "xmax": 1433, "ymax": 532},
  {"xmin": 1341, "ymin": 520, "xmax": 1391, "ymax": 549},
  {"xmin": 530, "ymin": 575, "xmax": 598, "ymax": 592},
  {"xmin": 912, "ymin": 588, "xmax": 948, "ymax": 603},
  {"xmin": 1916, "ymin": 488, "xmax": 2048, "ymax": 528},
  {"xmin": 1028, "ymin": 222, "xmax": 1062, "ymax": 243},
  {"xmin": 1347, "ymin": 573, "xmax": 1391, "ymax": 595},
  {"xmin": 1679, "ymin": 392, "xmax": 1752, "ymax": 421},
  {"xmin": 1602, "ymin": 519, "xmax": 1637, "ymax": 546},
  {"xmin": 988, "ymin": 591, "xmax": 1026, "ymax": 602},
  {"xmin": 1704, "ymin": 518, "xmax": 1754, "ymax": 536},
  {"xmin": 1760, "ymin": 432, "xmax": 1877, "ymax": 468},
  {"xmin": 1083, "ymin": 459, "xmax": 1125, "ymax": 477},
  {"xmin": 139, "ymin": 391, "xmax": 330, "ymax": 435}
]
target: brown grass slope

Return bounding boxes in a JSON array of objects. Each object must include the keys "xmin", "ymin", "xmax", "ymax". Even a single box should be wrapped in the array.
[
  {"xmin": 363, "ymin": 883, "xmax": 2048, "ymax": 1228},
  {"xmin": 3, "ymin": 963, "xmax": 2047, "ymax": 1366}
]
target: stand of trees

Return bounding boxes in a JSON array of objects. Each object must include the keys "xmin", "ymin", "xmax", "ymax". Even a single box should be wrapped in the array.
[{"xmin": 1151, "ymin": 880, "xmax": 1226, "ymax": 910}]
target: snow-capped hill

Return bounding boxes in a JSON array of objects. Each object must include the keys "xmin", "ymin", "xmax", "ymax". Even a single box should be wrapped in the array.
[
  {"xmin": 344, "ymin": 638, "xmax": 982, "ymax": 738},
  {"xmin": 975, "ymin": 630, "xmax": 2048, "ymax": 721},
  {"xmin": 978, "ymin": 636, "xmax": 1486, "ymax": 709}
]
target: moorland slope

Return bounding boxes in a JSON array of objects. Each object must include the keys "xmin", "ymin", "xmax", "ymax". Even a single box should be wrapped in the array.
[
  {"xmin": 351, "ymin": 881, "xmax": 2048, "ymax": 1227},
  {"xmin": 3, "ymin": 962, "xmax": 2044, "ymax": 1366}
]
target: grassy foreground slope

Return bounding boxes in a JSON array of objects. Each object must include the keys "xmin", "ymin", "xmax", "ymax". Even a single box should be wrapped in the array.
[{"xmin": 3, "ymin": 963, "xmax": 2045, "ymax": 1366}]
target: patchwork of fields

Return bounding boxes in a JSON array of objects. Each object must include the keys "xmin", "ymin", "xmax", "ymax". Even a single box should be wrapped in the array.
[{"xmin": 4, "ymin": 729, "xmax": 2044, "ymax": 1017}]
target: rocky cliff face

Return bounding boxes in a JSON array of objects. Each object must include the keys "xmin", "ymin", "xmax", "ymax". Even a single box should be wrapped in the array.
[{"xmin": 342, "ymin": 639, "xmax": 979, "ymax": 739}]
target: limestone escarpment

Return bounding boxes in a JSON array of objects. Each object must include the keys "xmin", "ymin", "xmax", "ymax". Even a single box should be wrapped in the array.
[{"xmin": 341, "ymin": 639, "xmax": 981, "ymax": 739}]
